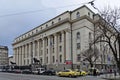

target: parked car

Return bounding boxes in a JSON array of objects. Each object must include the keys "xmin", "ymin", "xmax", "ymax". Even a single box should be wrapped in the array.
[
  {"xmin": 88, "ymin": 68, "xmax": 100, "ymax": 75},
  {"xmin": 22, "ymin": 69, "xmax": 32, "ymax": 74},
  {"xmin": 56, "ymin": 69, "xmax": 78, "ymax": 77},
  {"xmin": 74, "ymin": 69, "xmax": 87, "ymax": 76},
  {"xmin": 75, "ymin": 69, "xmax": 88, "ymax": 76},
  {"xmin": 32, "ymin": 68, "xmax": 45, "ymax": 74},
  {"xmin": 14, "ymin": 69, "xmax": 22, "ymax": 73},
  {"xmin": 80, "ymin": 70, "xmax": 87, "ymax": 76},
  {"xmin": 41, "ymin": 70, "xmax": 56, "ymax": 75},
  {"xmin": 37, "ymin": 68, "xmax": 45, "ymax": 74}
]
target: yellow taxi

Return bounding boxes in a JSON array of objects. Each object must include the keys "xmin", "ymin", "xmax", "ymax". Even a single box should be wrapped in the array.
[
  {"xmin": 56, "ymin": 69, "xmax": 78, "ymax": 77},
  {"xmin": 79, "ymin": 70, "xmax": 87, "ymax": 76},
  {"xmin": 74, "ymin": 69, "xmax": 88, "ymax": 76}
]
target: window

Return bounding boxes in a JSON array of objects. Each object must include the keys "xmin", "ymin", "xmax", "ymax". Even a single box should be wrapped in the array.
[
  {"xmin": 46, "ymin": 38, "xmax": 48, "ymax": 46},
  {"xmin": 59, "ymin": 46, "xmax": 62, "ymax": 52},
  {"xmin": 53, "ymin": 47, "xmax": 54, "ymax": 53},
  {"xmin": 46, "ymin": 24, "xmax": 48, "ymax": 27},
  {"xmin": 46, "ymin": 57, "xmax": 48, "ymax": 63},
  {"xmin": 77, "ymin": 54, "xmax": 81, "ymax": 61},
  {"xmin": 41, "ymin": 27, "xmax": 42, "ymax": 29},
  {"xmin": 76, "ymin": 32, "xmax": 80, "ymax": 39},
  {"xmin": 58, "ymin": 18, "xmax": 61, "ymax": 21},
  {"xmin": 59, "ymin": 33, "xmax": 62, "ymax": 42},
  {"xmin": 53, "ymin": 56, "xmax": 55, "ymax": 63},
  {"xmin": 41, "ymin": 40, "xmax": 43, "ymax": 47},
  {"xmin": 36, "ymin": 29, "xmax": 38, "ymax": 33},
  {"xmin": 52, "ymin": 21, "xmax": 54, "ymax": 25},
  {"xmin": 46, "ymin": 49, "xmax": 48, "ymax": 54},
  {"xmin": 76, "ymin": 12, "xmax": 80, "ymax": 18},
  {"xmin": 88, "ymin": 12, "xmax": 90, "ymax": 16},
  {"xmin": 52, "ymin": 36, "xmax": 54, "ymax": 44},
  {"xmin": 89, "ymin": 32, "xmax": 92, "ymax": 43},
  {"xmin": 77, "ymin": 43, "xmax": 80, "ymax": 49},
  {"xmin": 24, "ymin": 60, "xmax": 25, "ymax": 65},
  {"xmin": 40, "ymin": 58, "xmax": 42, "ymax": 64},
  {"xmin": 60, "ymin": 55, "xmax": 62, "ymax": 63},
  {"xmin": 27, "ymin": 59, "xmax": 29, "ymax": 64},
  {"xmin": 32, "ymin": 32, "xmax": 34, "ymax": 35},
  {"xmin": 51, "ymin": 36, "xmax": 54, "ymax": 45}
]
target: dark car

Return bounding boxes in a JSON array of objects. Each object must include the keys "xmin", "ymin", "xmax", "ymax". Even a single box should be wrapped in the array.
[
  {"xmin": 22, "ymin": 70, "xmax": 32, "ymax": 74},
  {"xmin": 41, "ymin": 70, "xmax": 56, "ymax": 75}
]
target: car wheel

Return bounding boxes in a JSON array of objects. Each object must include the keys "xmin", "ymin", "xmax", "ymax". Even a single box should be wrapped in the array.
[
  {"xmin": 58, "ymin": 74, "xmax": 61, "ymax": 77},
  {"xmin": 69, "ymin": 74, "xmax": 72, "ymax": 77}
]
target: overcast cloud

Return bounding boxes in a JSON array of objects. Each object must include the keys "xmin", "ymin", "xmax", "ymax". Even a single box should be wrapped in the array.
[{"xmin": 0, "ymin": 0, "xmax": 120, "ymax": 56}]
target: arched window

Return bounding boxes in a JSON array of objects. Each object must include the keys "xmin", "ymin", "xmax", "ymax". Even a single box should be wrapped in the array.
[
  {"xmin": 76, "ymin": 32, "xmax": 80, "ymax": 39},
  {"xmin": 76, "ymin": 12, "xmax": 80, "ymax": 18}
]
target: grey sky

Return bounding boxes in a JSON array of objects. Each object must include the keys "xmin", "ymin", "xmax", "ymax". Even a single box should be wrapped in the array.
[{"xmin": 0, "ymin": 0, "xmax": 120, "ymax": 56}]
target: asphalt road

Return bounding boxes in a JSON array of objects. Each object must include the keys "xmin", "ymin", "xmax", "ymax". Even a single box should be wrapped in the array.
[{"xmin": 0, "ymin": 72, "xmax": 105, "ymax": 80}]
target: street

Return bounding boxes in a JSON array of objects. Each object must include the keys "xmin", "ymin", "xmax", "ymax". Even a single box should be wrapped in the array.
[{"xmin": 0, "ymin": 72, "xmax": 105, "ymax": 80}]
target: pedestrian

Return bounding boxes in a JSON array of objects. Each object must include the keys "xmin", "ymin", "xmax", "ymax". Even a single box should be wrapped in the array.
[
  {"xmin": 114, "ymin": 69, "xmax": 117, "ymax": 77},
  {"xmin": 93, "ymin": 69, "xmax": 97, "ymax": 76}
]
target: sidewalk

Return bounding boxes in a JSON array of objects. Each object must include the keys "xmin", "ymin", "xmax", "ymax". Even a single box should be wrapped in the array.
[{"xmin": 100, "ymin": 73, "xmax": 120, "ymax": 80}]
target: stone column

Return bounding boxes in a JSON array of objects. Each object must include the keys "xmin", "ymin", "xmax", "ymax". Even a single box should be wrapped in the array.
[
  {"xmin": 22, "ymin": 45, "xmax": 24, "ymax": 65},
  {"xmin": 33, "ymin": 41, "xmax": 35, "ymax": 58},
  {"xmin": 42, "ymin": 38, "xmax": 45, "ymax": 64},
  {"xmin": 18, "ymin": 47, "xmax": 20, "ymax": 65},
  {"xmin": 48, "ymin": 36, "xmax": 51, "ymax": 64},
  {"xmin": 20, "ymin": 46, "xmax": 22, "ymax": 66},
  {"xmin": 25, "ymin": 44, "xmax": 27, "ymax": 65},
  {"xmin": 29, "ymin": 42, "xmax": 32, "ymax": 65},
  {"xmin": 34, "ymin": 41, "xmax": 37, "ymax": 57},
  {"xmin": 61, "ymin": 31, "xmax": 65, "ymax": 63},
  {"xmin": 23, "ymin": 45, "xmax": 25, "ymax": 65},
  {"xmin": 13, "ymin": 48, "xmax": 16, "ymax": 64},
  {"xmin": 37, "ymin": 40, "xmax": 40, "ymax": 59},
  {"xmin": 28, "ymin": 43, "xmax": 31, "ymax": 65},
  {"xmin": 27, "ymin": 44, "xmax": 29, "ymax": 65},
  {"xmin": 54, "ymin": 33, "xmax": 58, "ymax": 64},
  {"xmin": 16, "ymin": 48, "xmax": 18, "ymax": 65},
  {"xmin": 65, "ymin": 30, "xmax": 71, "ymax": 61}
]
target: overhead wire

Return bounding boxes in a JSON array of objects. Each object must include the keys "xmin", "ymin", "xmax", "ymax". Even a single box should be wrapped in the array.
[{"xmin": 0, "ymin": 3, "xmax": 85, "ymax": 18}]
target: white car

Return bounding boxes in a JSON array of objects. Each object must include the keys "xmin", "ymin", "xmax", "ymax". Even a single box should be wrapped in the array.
[
  {"xmin": 32, "ymin": 68, "xmax": 45, "ymax": 74},
  {"xmin": 37, "ymin": 68, "xmax": 45, "ymax": 74}
]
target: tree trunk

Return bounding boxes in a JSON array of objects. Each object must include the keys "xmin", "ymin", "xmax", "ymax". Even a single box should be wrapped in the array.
[
  {"xmin": 116, "ymin": 61, "xmax": 120, "ymax": 75},
  {"xmin": 90, "ymin": 62, "xmax": 93, "ymax": 68},
  {"xmin": 117, "ymin": 36, "xmax": 120, "ymax": 75}
]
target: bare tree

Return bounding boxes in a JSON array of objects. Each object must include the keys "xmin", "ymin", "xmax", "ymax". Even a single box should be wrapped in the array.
[
  {"xmin": 93, "ymin": 7, "xmax": 120, "ymax": 74},
  {"xmin": 81, "ymin": 45, "xmax": 99, "ymax": 68}
]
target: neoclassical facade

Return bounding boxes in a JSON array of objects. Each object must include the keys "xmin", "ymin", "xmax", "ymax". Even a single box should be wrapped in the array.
[
  {"xmin": 12, "ymin": 5, "xmax": 114, "ymax": 70},
  {"xmin": 0, "ymin": 46, "xmax": 8, "ymax": 66}
]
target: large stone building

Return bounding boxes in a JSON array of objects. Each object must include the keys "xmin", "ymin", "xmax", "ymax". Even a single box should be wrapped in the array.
[
  {"xmin": 12, "ymin": 5, "xmax": 114, "ymax": 71},
  {"xmin": 0, "ymin": 46, "xmax": 8, "ymax": 66}
]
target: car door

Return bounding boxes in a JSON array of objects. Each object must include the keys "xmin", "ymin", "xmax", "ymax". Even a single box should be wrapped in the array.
[{"xmin": 64, "ymin": 70, "xmax": 70, "ymax": 76}]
